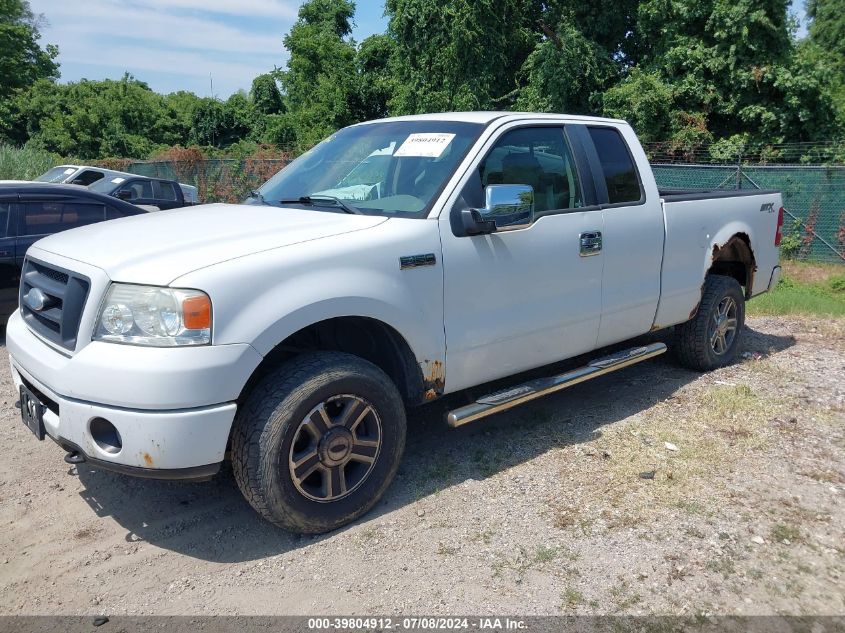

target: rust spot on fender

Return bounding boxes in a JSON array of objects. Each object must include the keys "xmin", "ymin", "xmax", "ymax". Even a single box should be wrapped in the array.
[
  {"xmin": 421, "ymin": 359, "xmax": 445, "ymax": 400},
  {"xmin": 142, "ymin": 452, "xmax": 154, "ymax": 467}
]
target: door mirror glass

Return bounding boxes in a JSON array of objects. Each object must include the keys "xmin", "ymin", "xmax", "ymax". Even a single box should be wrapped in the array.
[
  {"xmin": 115, "ymin": 190, "xmax": 133, "ymax": 201},
  {"xmin": 477, "ymin": 184, "xmax": 534, "ymax": 231}
]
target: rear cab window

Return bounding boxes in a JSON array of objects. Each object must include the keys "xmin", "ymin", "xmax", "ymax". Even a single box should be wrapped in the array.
[
  {"xmin": 157, "ymin": 181, "xmax": 178, "ymax": 201},
  {"xmin": 587, "ymin": 127, "xmax": 643, "ymax": 205}
]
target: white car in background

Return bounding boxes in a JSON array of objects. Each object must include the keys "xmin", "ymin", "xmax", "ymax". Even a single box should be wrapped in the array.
[{"xmin": 35, "ymin": 165, "xmax": 199, "ymax": 204}]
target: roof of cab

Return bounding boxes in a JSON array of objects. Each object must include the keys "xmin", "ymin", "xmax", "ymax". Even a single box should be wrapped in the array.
[{"xmin": 353, "ymin": 111, "xmax": 628, "ymax": 126}]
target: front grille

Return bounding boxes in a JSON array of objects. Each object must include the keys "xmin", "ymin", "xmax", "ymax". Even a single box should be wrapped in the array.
[{"xmin": 19, "ymin": 258, "xmax": 90, "ymax": 351}]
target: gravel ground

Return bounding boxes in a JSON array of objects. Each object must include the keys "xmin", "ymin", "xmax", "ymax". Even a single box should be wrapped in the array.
[{"xmin": 0, "ymin": 316, "xmax": 842, "ymax": 616}]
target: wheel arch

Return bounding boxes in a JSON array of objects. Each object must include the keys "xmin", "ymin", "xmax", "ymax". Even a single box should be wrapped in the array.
[
  {"xmin": 707, "ymin": 231, "xmax": 757, "ymax": 299},
  {"xmin": 238, "ymin": 316, "xmax": 430, "ymax": 408}
]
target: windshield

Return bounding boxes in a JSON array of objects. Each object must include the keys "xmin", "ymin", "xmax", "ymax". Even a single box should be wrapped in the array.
[
  {"xmin": 250, "ymin": 121, "xmax": 483, "ymax": 217},
  {"xmin": 35, "ymin": 166, "xmax": 78, "ymax": 183},
  {"xmin": 89, "ymin": 176, "xmax": 129, "ymax": 194}
]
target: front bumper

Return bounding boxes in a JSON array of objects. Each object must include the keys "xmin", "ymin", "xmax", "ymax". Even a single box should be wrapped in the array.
[
  {"xmin": 10, "ymin": 358, "xmax": 236, "ymax": 473},
  {"xmin": 6, "ymin": 309, "xmax": 260, "ymax": 474}
]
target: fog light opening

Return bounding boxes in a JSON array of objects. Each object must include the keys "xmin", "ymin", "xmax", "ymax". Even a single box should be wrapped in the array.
[{"xmin": 89, "ymin": 418, "xmax": 122, "ymax": 455}]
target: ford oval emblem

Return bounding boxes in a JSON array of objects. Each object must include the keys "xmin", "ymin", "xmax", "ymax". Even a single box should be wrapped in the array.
[{"xmin": 24, "ymin": 288, "xmax": 48, "ymax": 312}]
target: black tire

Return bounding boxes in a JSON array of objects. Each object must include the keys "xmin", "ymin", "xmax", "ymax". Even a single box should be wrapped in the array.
[
  {"xmin": 231, "ymin": 352, "xmax": 406, "ymax": 534},
  {"xmin": 675, "ymin": 275, "xmax": 746, "ymax": 371}
]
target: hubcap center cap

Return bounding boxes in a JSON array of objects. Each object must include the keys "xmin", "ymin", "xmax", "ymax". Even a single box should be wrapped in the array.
[{"xmin": 318, "ymin": 428, "xmax": 354, "ymax": 467}]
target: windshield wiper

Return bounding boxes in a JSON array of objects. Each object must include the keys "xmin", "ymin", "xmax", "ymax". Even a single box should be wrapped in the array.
[
  {"xmin": 249, "ymin": 190, "xmax": 272, "ymax": 206},
  {"xmin": 278, "ymin": 195, "xmax": 362, "ymax": 215}
]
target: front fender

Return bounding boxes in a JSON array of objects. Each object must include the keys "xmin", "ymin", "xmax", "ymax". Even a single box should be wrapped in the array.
[{"xmin": 172, "ymin": 220, "xmax": 446, "ymax": 392}]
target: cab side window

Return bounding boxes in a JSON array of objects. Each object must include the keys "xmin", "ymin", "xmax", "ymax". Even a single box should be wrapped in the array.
[
  {"xmin": 118, "ymin": 180, "xmax": 154, "ymax": 200},
  {"xmin": 587, "ymin": 127, "xmax": 642, "ymax": 204},
  {"xmin": 479, "ymin": 127, "xmax": 582, "ymax": 214},
  {"xmin": 21, "ymin": 202, "xmax": 105, "ymax": 235}
]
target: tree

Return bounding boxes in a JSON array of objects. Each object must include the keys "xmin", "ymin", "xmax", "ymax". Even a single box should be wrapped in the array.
[
  {"xmin": 17, "ymin": 75, "xmax": 184, "ymax": 158},
  {"xmin": 604, "ymin": 0, "xmax": 840, "ymax": 147},
  {"xmin": 385, "ymin": 0, "xmax": 540, "ymax": 114},
  {"xmin": 0, "ymin": 0, "xmax": 59, "ymax": 101},
  {"xmin": 354, "ymin": 34, "xmax": 396, "ymax": 121},
  {"xmin": 279, "ymin": 0, "xmax": 359, "ymax": 149},
  {"xmin": 516, "ymin": 20, "xmax": 615, "ymax": 115},
  {"xmin": 806, "ymin": 0, "xmax": 845, "ymax": 70},
  {"xmin": 250, "ymin": 74, "xmax": 284, "ymax": 115}
]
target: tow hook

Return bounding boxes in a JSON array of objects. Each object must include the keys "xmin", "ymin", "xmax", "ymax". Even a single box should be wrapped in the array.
[{"xmin": 64, "ymin": 451, "xmax": 86, "ymax": 465}]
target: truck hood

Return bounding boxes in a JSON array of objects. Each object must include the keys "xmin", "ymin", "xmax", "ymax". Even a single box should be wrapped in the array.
[{"xmin": 32, "ymin": 203, "xmax": 389, "ymax": 285}]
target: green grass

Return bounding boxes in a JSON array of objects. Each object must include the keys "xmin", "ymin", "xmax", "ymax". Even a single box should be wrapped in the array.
[
  {"xmin": 748, "ymin": 269, "xmax": 845, "ymax": 317},
  {"xmin": 0, "ymin": 144, "xmax": 62, "ymax": 181}
]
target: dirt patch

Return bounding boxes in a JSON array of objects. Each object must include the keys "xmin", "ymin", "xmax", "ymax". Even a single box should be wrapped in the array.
[
  {"xmin": 782, "ymin": 261, "xmax": 844, "ymax": 285},
  {"xmin": 0, "ymin": 316, "xmax": 842, "ymax": 616}
]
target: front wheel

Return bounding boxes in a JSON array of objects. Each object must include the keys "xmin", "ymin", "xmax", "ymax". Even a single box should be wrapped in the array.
[
  {"xmin": 231, "ymin": 352, "xmax": 407, "ymax": 534},
  {"xmin": 675, "ymin": 275, "xmax": 746, "ymax": 371}
]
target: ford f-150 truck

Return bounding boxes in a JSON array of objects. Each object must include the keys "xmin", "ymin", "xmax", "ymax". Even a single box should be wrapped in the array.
[{"xmin": 7, "ymin": 113, "xmax": 783, "ymax": 534}]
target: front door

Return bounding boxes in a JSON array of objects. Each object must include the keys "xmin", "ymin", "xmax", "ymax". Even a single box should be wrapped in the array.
[{"xmin": 439, "ymin": 124, "xmax": 604, "ymax": 392}]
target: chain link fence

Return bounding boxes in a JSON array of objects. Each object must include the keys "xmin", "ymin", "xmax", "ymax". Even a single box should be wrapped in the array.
[
  {"xmin": 125, "ymin": 158, "xmax": 291, "ymax": 204},
  {"xmin": 124, "ymin": 148, "xmax": 845, "ymax": 264}
]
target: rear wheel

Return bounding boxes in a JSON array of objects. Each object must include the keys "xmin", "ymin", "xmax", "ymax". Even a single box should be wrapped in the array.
[
  {"xmin": 231, "ymin": 352, "xmax": 406, "ymax": 533},
  {"xmin": 675, "ymin": 275, "xmax": 745, "ymax": 371}
]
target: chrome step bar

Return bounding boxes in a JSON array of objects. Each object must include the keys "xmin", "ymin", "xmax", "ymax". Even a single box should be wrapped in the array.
[{"xmin": 446, "ymin": 342, "xmax": 667, "ymax": 428}]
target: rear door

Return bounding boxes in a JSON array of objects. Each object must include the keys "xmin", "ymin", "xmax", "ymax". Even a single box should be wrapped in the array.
[{"xmin": 574, "ymin": 124, "xmax": 664, "ymax": 346}]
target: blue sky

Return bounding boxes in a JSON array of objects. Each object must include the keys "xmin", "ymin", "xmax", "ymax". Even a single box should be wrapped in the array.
[{"xmin": 30, "ymin": 0, "xmax": 807, "ymax": 99}]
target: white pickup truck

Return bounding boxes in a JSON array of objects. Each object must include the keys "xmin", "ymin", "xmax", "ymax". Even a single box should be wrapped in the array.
[{"xmin": 7, "ymin": 113, "xmax": 783, "ymax": 533}]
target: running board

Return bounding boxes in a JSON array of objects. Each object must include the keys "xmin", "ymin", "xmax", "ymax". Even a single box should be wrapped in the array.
[{"xmin": 446, "ymin": 342, "xmax": 667, "ymax": 428}]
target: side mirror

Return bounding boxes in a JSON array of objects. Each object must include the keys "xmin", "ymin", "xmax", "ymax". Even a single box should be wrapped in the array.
[
  {"xmin": 462, "ymin": 184, "xmax": 535, "ymax": 235},
  {"xmin": 115, "ymin": 190, "xmax": 133, "ymax": 201}
]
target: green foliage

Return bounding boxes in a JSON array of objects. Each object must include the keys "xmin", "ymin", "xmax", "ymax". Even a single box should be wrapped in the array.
[
  {"xmin": 278, "ymin": 0, "xmax": 359, "ymax": 150},
  {"xmin": 776, "ymin": 218, "xmax": 806, "ymax": 260},
  {"xmin": 16, "ymin": 75, "xmax": 185, "ymax": 158},
  {"xmin": 0, "ymin": 143, "xmax": 60, "ymax": 180},
  {"xmin": 748, "ymin": 272, "xmax": 845, "ymax": 316},
  {"xmin": 354, "ymin": 34, "xmax": 396, "ymax": 121},
  {"xmin": 1, "ymin": 0, "xmax": 843, "ymax": 161},
  {"xmin": 515, "ymin": 21, "xmax": 615, "ymax": 114},
  {"xmin": 250, "ymin": 74, "xmax": 284, "ymax": 115},
  {"xmin": 807, "ymin": 0, "xmax": 845, "ymax": 71},
  {"xmin": 386, "ymin": 0, "xmax": 538, "ymax": 113},
  {"xmin": 0, "ymin": 0, "xmax": 59, "ymax": 101},
  {"xmin": 622, "ymin": 0, "xmax": 838, "ymax": 146}
]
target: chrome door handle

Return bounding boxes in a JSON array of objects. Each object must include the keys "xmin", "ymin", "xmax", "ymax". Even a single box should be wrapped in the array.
[{"xmin": 580, "ymin": 231, "xmax": 602, "ymax": 257}]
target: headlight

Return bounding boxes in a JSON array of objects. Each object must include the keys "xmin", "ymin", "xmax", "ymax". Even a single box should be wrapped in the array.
[{"xmin": 94, "ymin": 284, "xmax": 211, "ymax": 346}]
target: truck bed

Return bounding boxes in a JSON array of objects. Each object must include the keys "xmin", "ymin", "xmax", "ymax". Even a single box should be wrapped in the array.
[{"xmin": 654, "ymin": 189, "xmax": 782, "ymax": 328}]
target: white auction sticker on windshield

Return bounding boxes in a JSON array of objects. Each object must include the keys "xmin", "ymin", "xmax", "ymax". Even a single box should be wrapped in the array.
[
  {"xmin": 394, "ymin": 133, "xmax": 456, "ymax": 158},
  {"xmin": 111, "ymin": 177, "xmax": 125, "ymax": 183}
]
